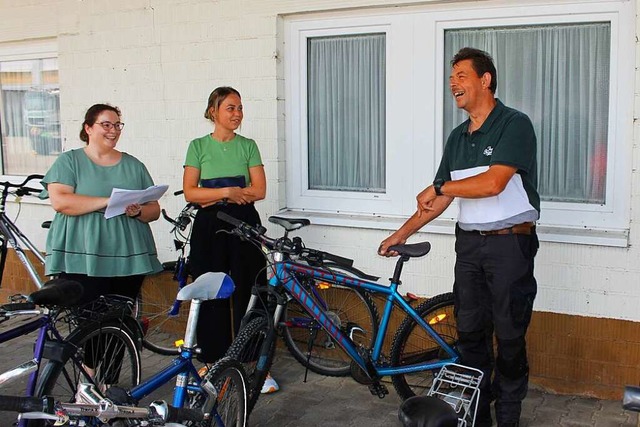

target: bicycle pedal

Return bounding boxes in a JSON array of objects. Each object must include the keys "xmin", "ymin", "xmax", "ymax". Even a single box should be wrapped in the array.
[{"xmin": 368, "ymin": 382, "xmax": 389, "ymax": 399}]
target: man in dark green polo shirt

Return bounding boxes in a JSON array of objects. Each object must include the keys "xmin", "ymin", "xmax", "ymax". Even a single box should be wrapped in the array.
[{"xmin": 379, "ymin": 47, "xmax": 539, "ymax": 427}]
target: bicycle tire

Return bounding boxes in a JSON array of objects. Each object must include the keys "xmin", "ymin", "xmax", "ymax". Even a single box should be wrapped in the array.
[
  {"xmin": 200, "ymin": 356, "xmax": 248, "ymax": 427},
  {"xmin": 225, "ymin": 315, "xmax": 276, "ymax": 415},
  {"xmin": 390, "ymin": 292, "xmax": 458, "ymax": 400},
  {"xmin": 281, "ymin": 282, "xmax": 379, "ymax": 376},
  {"xmin": 137, "ymin": 269, "xmax": 190, "ymax": 355},
  {"xmin": 35, "ymin": 322, "xmax": 141, "ymax": 404}
]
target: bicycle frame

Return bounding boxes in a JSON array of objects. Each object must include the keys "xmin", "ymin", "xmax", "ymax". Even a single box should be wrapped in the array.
[
  {"xmin": 269, "ymin": 259, "xmax": 459, "ymax": 377},
  {"xmin": 0, "ymin": 212, "xmax": 45, "ymax": 289},
  {"xmin": 0, "ymin": 311, "xmax": 59, "ymax": 395},
  {"xmin": 128, "ymin": 299, "xmax": 202, "ymax": 407}
]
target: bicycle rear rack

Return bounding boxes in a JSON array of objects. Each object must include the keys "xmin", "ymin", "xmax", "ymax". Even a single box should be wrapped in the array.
[{"xmin": 427, "ymin": 363, "xmax": 484, "ymax": 427}]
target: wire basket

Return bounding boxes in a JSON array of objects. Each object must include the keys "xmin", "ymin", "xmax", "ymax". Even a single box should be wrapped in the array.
[{"xmin": 427, "ymin": 363, "xmax": 484, "ymax": 427}]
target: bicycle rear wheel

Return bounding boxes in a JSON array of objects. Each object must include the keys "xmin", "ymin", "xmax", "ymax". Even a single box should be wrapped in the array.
[
  {"xmin": 36, "ymin": 322, "xmax": 141, "ymax": 403},
  {"xmin": 225, "ymin": 315, "xmax": 276, "ymax": 415},
  {"xmin": 137, "ymin": 269, "xmax": 190, "ymax": 355},
  {"xmin": 201, "ymin": 357, "xmax": 247, "ymax": 427},
  {"xmin": 281, "ymin": 281, "xmax": 379, "ymax": 376},
  {"xmin": 390, "ymin": 292, "xmax": 458, "ymax": 400}
]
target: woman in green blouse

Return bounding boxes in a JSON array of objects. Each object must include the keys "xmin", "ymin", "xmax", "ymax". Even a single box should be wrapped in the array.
[{"xmin": 42, "ymin": 103, "xmax": 162, "ymax": 303}]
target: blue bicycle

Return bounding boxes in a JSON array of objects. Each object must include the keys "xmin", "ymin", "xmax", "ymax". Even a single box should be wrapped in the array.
[
  {"xmin": 218, "ymin": 212, "xmax": 460, "ymax": 413},
  {"xmin": 136, "ymin": 199, "xmax": 197, "ymax": 355},
  {"xmin": 2, "ymin": 272, "xmax": 247, "ymax": 426}
]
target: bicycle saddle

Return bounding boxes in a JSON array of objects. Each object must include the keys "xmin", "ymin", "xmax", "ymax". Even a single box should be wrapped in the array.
[
  {"xmin": 268, "ymin": 216, "xmax": 310, "ymax": 231},
  {"xmin": 389, "ymin": 242, "xmax": 431, "ymax": 258},
  {"xmin": 29, "ymin": 278, "xmax": 84, "ymax": 307},
  {"xmin": 177, "ymin": 272, "xmax": 235, "ymax": 301},
  {"xmin": 398, "ymin": 395, "xmax": 458, "ymax": 427}
]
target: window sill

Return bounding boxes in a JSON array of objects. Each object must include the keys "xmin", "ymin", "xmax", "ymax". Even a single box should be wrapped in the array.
[{"xmin": 274, "ymin": 209, "xmax": 629, "ymax": 248}]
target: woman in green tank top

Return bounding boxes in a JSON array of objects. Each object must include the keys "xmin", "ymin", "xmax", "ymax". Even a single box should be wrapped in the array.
[{"xmin": 183, "ymin": 87, "xmax": 278, "ymax": 393}]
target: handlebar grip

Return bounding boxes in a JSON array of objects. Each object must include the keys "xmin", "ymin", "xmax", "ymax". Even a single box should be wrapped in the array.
[
  {"xmin": 174, "ymin": 190, "xmax": 184, "ymax": 196},
  {"xmin": 16, "ymin": 187, "xmax": 42, "ymax": 197},
  {"xmin": 217, "ymin": 211, "xmax": 244, "ymax": 228},
  {"xmin": 321, "ymin": 251, "xmax": 354, "ymax": 267},
  {"xmin": 165, "ymin": 405, "xmax": 204, "ymax": 422},
  {"xmin": 0, "ymin": 395, "xmax": 53, "ymax": 413}
]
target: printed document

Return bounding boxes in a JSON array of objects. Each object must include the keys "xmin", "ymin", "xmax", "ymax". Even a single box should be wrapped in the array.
[{"xmin": 105, "ymin": 185, "xmax": 169, "ymax": 219}]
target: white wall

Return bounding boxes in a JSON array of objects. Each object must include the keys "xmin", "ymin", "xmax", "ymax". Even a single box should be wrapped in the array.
[{"xmin": 1, "ymin": 0, "xmax": 639, "ymax": 321}]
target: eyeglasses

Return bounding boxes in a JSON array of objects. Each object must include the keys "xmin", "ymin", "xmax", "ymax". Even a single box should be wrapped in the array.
[{"xmin": 96, "ymin": 121, "xmax": 125, "ymax": 131}]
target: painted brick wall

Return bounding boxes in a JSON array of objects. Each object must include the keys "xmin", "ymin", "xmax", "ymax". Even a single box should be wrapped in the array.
[{"xmin": 0, "ymin": 0, "xmax": 639, "ymax": 323}]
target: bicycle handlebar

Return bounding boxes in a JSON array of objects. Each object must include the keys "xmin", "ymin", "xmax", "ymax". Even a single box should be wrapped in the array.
[
  {"xmin": 0, "ymin": 394, "xmax": 204, "ymax": 424},
  {"xmin": 0, "ymin": 175, "xmax": 44, "ymax": 200},
  {"xmin": 0, "ymin": 395, "xmax": 53, "ymax": 414},
  {"xmin": 216, "ymin": 211, "xmax": 355, "ymax": 269}
]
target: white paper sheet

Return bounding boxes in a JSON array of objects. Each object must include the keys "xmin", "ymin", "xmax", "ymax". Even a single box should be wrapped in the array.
[{"xmin": 104, "ymin": 184, "xmax": 169, "ymax": 219}]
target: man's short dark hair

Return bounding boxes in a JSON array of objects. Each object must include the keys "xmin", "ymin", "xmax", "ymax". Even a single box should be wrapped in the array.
[{"xmin": 451, "ymin": 47, "xmax": 497, "ymax": 94}]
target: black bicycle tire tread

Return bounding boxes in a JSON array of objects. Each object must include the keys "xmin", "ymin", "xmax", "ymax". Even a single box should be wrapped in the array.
[
  {"xmin": 36, "ymin": 322, "xmax": 141, "ymax": 400},
  {"xmin": 201, "ymin": 357, "xmax": 248, "ymax": 427},
  {"xmin": 281, "ymin": 287, "xmax": 379, "ymax": 376},
  {"xmin": 390, "ymin": 292, "xmax": 457, "ymax": 400},
  {"xmin": 225, "ymin": 315, "xmax": 275, "ymax": 415}
]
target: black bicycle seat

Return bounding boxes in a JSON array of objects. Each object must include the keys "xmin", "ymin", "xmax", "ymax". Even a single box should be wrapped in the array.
[
  {"xmin": 388, "ymin": 242, "xmax": 431, "ymax": 258},
  {"xmin": 398, "ymin": 395, "xmax": 458, "ymax": 427},
  {"xmin": 29, "ymin": 279, "xmax": 84, "ymax": 307},
  {"xmin": 268, "ymin": 216, "xmax": 310, "ymax": 231}
]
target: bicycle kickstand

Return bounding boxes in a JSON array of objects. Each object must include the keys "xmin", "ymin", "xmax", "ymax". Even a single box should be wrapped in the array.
[{"xmin": 303, "ymin": 326, "xmax": 319, "ymax": 383}]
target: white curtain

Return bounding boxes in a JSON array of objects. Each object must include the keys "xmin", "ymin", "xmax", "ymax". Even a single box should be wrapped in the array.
[
  {"xmin": 444, "ymin": 23, "xmax": 610, "ymax": 204},
  {"xmin": 307, "ymin": 33, "xmax": 386, "ymax": 193}
]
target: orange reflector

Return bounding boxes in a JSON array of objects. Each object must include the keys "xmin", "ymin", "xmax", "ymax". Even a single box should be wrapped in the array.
[
  {"xmin": 428, "ymin": 313, "xmax": 447, "ymax": 325},
  {"xmin": 317, "ymin": 281, "xmax": 332, "ymax": 290},
  {"xmin": 175, "ymin": 339, "xmax": 184, "ymax": 347}
]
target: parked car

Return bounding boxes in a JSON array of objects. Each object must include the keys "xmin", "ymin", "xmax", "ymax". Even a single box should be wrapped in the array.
[{"xmin": 23, "ymin": 89, "xmax": 61, "ymax": 155}]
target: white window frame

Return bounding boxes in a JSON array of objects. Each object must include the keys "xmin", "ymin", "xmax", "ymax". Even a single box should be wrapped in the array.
[
  {"xmin": 0, "ymin": 38, "xmax": 59, "ymax": 182},
  {"xmin": 285, "ymin": 15, "xmax": 418, "ymax": 216},
  {"xmin": 284, "ymin": 0, "xmax": 633, "ymax": 246}
]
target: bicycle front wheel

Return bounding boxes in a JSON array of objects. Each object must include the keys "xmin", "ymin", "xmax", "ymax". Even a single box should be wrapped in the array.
[
  {"xmin": 36, "ymin": 322, "xmax": 141, "ymax": 403},
  {"xmin": 201, "ymin": 357, "xmax": 247, "ymax": 427},
  {"xmin": 390, "ymin": 292, "xmax": 458, "ymax": 400},
  {"xmin": 137, "ymin": 270, "xmax": 190, "ymax": 355},
  {"xmin": 225, "ymin": 315, "xmax": 276, "ymax": 415},
  {"xmin": 281, "ymin": 283, "xmax": 379, "ymax": 376}
]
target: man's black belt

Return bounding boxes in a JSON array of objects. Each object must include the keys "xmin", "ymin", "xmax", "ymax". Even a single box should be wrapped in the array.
[{"xmin": 465, "ymin": 222, "xmax": 535, "ymax": 236}]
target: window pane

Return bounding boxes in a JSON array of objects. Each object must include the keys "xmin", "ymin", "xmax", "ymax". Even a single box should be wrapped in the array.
[
  {"xmin": 0, "ymin": 58, "xmax": 61, "ymax": 175},
  {"xmin": 444, "ymin": 23, "xmax": 610, "ymax": 204},
  {"xmin": 307, "ymin": 33, "xmax": 386, "ymax": 193}
]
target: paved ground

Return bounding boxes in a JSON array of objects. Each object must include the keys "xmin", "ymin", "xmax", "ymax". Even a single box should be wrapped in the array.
[
  {"xmin": 1, "ymin": 328, "xmax": 639, "ymax": 427},
  {"xmin": 250, "ymin": 352, "xmax": 639, "ymax": 427}
]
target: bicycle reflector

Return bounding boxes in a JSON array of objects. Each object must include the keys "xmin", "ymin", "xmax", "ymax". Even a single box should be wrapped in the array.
[
  {"xmin": 317, "ymin": 281, "xmax": 332, "ymax": 290},
  {"xmin": 174, "ymin": 339, "xmax": 184, "ymax": 348},
  {"xmin": 428, "ymin": 313, "xmax": 447, "ymax": 325}
]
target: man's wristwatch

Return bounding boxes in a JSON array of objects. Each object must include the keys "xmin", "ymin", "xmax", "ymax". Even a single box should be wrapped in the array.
[{"xmin": 433, "ymin": 178, "xmax": 445, "ymax": 196}]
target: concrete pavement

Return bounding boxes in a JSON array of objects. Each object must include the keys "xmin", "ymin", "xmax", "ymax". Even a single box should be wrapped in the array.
[{"xmin": 0, "ymin": 329, "xmax": 638, "ymax": 426}]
